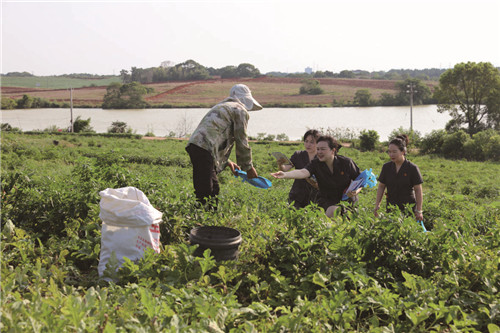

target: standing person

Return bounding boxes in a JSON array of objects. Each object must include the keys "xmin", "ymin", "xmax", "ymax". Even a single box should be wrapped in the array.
[
  {"xmin": 277, "ymin": 129, "xmax": 320, "ymax": 208},
  {"xmin": 373, "ymin": 134, "xmax": 423, "ymax": 220},
  {"xmin": 186, "ymin": 84, "xmax": 262, "ymax": 208},
  {"xmin": 271, "ymin": 135, "xmax": 361, "ymax": 217}
]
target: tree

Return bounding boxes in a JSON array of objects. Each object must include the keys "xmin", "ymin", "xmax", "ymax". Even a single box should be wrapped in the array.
[
  {"xmin": 235, "ymin": 63, "xmax": 260, "ymax": 78},
  {"xmin": 120, "ymin": 69, "xmax": 131, "ymax": 83},
  {"xmin": 338, "ymin": 70, "xmax": 355, "ymax": 78},
  {"xmin": 395, "ymin": 78, "xmax": 432, "ymax": 105},
  {"xmin": 219, "ymin": 66, "xmax": 237, "ymax": 78},
  {"xmin": 433, "ymin": 62, "xmax": 500, "ymax": 135},
  {"xmin": 17, "ymin": 94, "xmax": 33, "ymax": 109},
  {"xmin": 102, "ymin": 82, "xmax": 154, "ymax": 109},
  {"xmin": 354, "ymin": 89, "xmax": 372, "ymax": 106}
]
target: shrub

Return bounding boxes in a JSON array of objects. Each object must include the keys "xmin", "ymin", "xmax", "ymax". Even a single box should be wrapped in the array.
[
  {"xmin": 463, "ymin": 129, "xmax": 500, "ymax": 161},
  {"xmin": 1, "ymin": 97, "xmax": 17, "ymax": 110},
  {"xmin": 359, "ymin": 130, "xmax": 379, "ymax": 151},
  {"xmin": 299, "ymin": 79, "xmax": 323, "ymax": 95},
  {"xmin": 73, "ymin": 116, "xmax": 94, "ymax": 133},
  {"xmin": 107, "ymin": 121, "xmax": 132, "ymax": 134},
  {"xmin": 485, "ymin": 134, "xmax": 500, "ymax": 161},
  {"xmin": 442, "ymin": 130, "xmax": 468, "ymax": 158},
  {"xmin": 387, "ymin": 127, "xmax": 422, "ymax": 148},
  {"xmin": 421, "ymin": 129, "xmax": 446, "ymax": 154}
]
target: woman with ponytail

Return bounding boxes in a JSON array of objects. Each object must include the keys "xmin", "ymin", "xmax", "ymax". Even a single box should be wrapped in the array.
[{"xmin": 374, "ymin": 134, "xmax": 424, "ymax": 220}]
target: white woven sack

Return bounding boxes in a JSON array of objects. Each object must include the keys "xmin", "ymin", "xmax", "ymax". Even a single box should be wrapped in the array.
[{"xmin": 98, "ymin": 187, "xmax": 162, "ymax": 277}]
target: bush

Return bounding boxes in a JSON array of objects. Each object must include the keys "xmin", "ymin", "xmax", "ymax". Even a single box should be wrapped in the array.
[
  {"xmin": 107, "ymin": 121, "xmax": 132, "ymax": 134},
  {"xmin": 421, "ymin": 129, "xmax": 446, "ymax": 154},
  {"xmin": 387, "ymin": 127, "xmax": 422, "ymax": 148},
  {"xmin": 73, "ymin": 116, "xmax": 94, "ymax": 133},
  {"xmin": 359, "ymin": 130, "xmax": 379, "ymax": 151},
  {"xmin": 299, "ymin": 79, "xmax": 323, "ymax": 95},
  {"xmin": 442, "ymin": 130, "xmax": 468, "ymax": 158},
  {"xmin": 1, "ymin": 98, "xmax": 17, "ymax": 110},
  {"xmin": 485, "ymin": 134, "xmax": 500, "ymax": 161},
  {"xmin": 463, "ymin": 130, "xmax": 500, "ymax": 161}
]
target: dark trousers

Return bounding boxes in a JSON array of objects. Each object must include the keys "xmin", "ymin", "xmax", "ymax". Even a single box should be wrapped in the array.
[{"xmin": 186, "ymin": 144, "xmax": 219, "ymax": 207}]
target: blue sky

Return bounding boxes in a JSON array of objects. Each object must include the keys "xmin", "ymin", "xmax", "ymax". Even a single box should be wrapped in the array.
[{"xmin": 2, "ymin": 0, "xmax": 499, "ymax": 75}]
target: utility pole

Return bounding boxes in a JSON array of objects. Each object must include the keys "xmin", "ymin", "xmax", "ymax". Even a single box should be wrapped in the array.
[
  {"xmin": 70, "ymin": 88, "xmax": 74, "ymax": 133},
  {"xmin": 406, "ymin": 83, "xmax": 417, "ymax": 132}
]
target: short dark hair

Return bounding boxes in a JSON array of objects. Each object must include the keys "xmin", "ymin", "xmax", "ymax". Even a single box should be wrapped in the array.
[
  {"xmin": 389, "ymin": 134, "xmax": 409, "ymax": 153},
  {"xmin": 317, "ymin": 135, "xmax": 342, "ymax": 153},
  {"xmin": 303, "ymin": 129, "xmax": 321, "ymax": 142}
]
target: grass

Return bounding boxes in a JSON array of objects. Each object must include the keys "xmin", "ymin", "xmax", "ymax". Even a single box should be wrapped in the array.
[{"xmin": 1, "ymin": 76, "xmax": 120, "ymax": 89}]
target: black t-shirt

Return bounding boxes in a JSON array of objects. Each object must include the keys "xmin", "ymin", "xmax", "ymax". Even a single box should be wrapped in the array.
[
  {"xmin": 378, "ymin": 159, "xmax": 423, "ymax": 210},
  {"xmin": 288, "ymin": 150, "xmax": 318, "ymax": 206},
  {"xmin": 305, "ymin": 155, "xmax": 360, "ymax": 205}
]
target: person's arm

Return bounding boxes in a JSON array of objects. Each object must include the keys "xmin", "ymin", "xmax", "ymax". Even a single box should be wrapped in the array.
[
  {"xmin": 374, "ymin": 182, "xmax": 386, "ymax": 217},
  {"xmin": 279, "ymin": 163, "xmax": 294, "ymax": 172},
  {"xmin": 414, "ymin": 184, "xmax": 423, "ymax": 221},
  {"xmin": 232, "ymin": 108, "xmax": 253, "ymax": 171},
  {"xmin": 271, "ymin": 168, "xmax": 310, "ymax": 180}
]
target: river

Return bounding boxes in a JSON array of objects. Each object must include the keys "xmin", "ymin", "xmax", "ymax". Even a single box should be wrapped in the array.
[{"xmin": 1, "ymin": 105, "xmax": 450, "ymax": 141}]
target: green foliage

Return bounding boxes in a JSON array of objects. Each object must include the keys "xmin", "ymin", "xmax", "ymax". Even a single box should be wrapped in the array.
[
  {"xmin": 1, "ymin": 123, "xmax": 21, "ymax": 132},
  {"xmin": 1, "ymin": 133, "xmax": 499, "ymax": 332},
  {"xmin": 299, "ymin": 79, "xmax": 324, "ymax": 95},
  {"xmin": 396, "ymin": 78, "xmax": 433, "ymax": 105},
  {"xmin": 424, "ymin": 129, "xmax": 500, "ymax": 161},
  {"xmin": 354, "ymin": 89, "xmax": 373, "ymax": 106},
  {"xmin": 107, "ymin": 121, "xmax": 132, "ymax": 134},
  {"xmin": 434, "ymin": 62, "xmax": 500, "ymax": 135},
  {"xmin": 359, "ymin": 130, "xmax": 379, "ymax": 151},
  {"xmin": 387, "ymin": 127, "xmax": 423, "ymax": 148},
  {"xmin": 420, "ymin": 129, "xmax": 446, "ymax": 154},
  {"xmin": 1, "ymin": 97, "xmax": 17, "ymax": 109},
  {"xmin": 102, "ymin": 82, "xmax": 154, "ymax": 109},
  {"xmin": 442, "ymin": 130, "xmax": 469, "ymax": 158},
  {"xmin": 73, "ymin": 116, "xmax": 94, "ymax": 133}
]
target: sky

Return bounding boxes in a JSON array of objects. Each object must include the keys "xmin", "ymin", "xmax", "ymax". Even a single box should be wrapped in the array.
[{"xmin": 1, "ymin": 0, "xmax": 499, "ymax": 76}]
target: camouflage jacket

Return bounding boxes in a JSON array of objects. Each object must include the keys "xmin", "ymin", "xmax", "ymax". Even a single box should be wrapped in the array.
[{"xmin": 187, "ymin": 98, "xmax": 253, "ymax": 173}]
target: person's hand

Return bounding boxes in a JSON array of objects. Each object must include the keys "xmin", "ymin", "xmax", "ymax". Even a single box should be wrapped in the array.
[
  {"xmin": 271, "ymin": 171, "xmax": 286, "ymax": 179},
  {"xmin": 373, "ymin": 206, "xmax": 380, "ymax": 217},
  {"xmin": 415, "ymin": 211, "xmax": 423, "ymax": 221},
  {"xmin": 246, "ymin": 167, "xmax": 258, "ymax": 179},
  {"xmin": 227, "ymin": 161, "xmax": 241, "ymax": 176},
  {"xmin": 346, "ymin": 188, "xmax": 362, "ymax": 199}
]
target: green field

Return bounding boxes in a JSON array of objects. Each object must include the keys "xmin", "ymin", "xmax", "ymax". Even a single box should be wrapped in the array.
[
  {"xmin": 1, "ymin": 75, "xmax": 121, "ymax": 89},
  {"xmin": 1, "ymin": 133, "xmax": 499, "ymax": 331}
]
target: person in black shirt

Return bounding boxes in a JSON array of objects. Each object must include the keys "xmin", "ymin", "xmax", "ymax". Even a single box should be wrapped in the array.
[
  {"xmin": 272, "ymin": 135, "xmax": 361, "ymax": 217},
  {"xmin": 277, "ymin": 129, "xmax": 320, "ymax": 208},
  {"xmin": 374, "ymin": 134, "xmax": 424, "ymax": 220}
]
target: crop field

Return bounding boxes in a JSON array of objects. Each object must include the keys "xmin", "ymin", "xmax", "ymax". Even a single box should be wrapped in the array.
[
  {"xmin": 1, "ymin": 132, "xmax": 499, "ymax": 332},
  {"xmin": 1, "ymin": 77, "xmax": 422, "ymax": 108},
  {"xmin": 0, "ymin": 76, "xmax": 121, "ymax": 90}
]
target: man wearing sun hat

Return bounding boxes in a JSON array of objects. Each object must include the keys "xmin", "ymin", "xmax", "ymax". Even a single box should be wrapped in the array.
[{"xmin": 186, "ymin": 84, "xmax": 263, "ymax": 208}]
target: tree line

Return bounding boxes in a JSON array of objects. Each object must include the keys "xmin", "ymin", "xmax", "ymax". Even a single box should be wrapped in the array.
[
  {"xmin": 117, "ymin": 59, "xmax": 457, "ymax": 84},
  {"xmin": 119, "ymin": 60, "xmax": 261, "ymax": 84}
]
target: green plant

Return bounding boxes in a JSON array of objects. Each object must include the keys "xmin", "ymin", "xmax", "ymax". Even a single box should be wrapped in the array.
[{"xmin": 359, "ymin": 130, "xmax": 379, "ymax": 151}]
